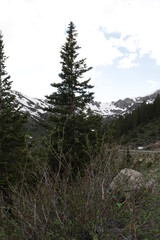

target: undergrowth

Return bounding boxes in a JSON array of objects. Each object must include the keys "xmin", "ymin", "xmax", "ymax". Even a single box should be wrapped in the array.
[{"xmin": 0, "ymin": 144, "xmax": 159, "ymax": 240}]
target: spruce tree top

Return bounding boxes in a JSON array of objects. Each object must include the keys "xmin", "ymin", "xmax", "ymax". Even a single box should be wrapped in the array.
[
  {"xmin": 46, "ymin": 22, "xmax": 94, "ymax": 116},
  {"xmin": 0, "ymin": 33, "xmax": 16, "ymax": 111}
]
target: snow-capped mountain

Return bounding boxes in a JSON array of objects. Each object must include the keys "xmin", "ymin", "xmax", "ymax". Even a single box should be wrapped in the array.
[
  {"xmin": 12, "ymin": 90, "xmax": 47, "ymax": 120},
  {"xmin": 90, "ymin": 90, "xmax": 160, "ymax": 117},
  {"xmin": 12, "ymin": 89, "xmax": 160, "ymax": 120}
]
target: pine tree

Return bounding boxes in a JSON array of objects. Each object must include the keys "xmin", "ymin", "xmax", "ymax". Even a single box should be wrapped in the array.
[
  {"xmin": 46, "ymin": 22, "xmax": 94, "ymax": 116},
  {"xmin": 0, "ymin": 32, "xmax": 27, "ymax": 189},
  {"xmin": 45, "ymin": 22, "xmax": 102, "ymax": 172}
]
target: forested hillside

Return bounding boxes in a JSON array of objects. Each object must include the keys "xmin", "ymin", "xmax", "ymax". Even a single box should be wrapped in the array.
[{"xmin": 115, "ymin": 93, "xmax": 160, "ymax": 146}]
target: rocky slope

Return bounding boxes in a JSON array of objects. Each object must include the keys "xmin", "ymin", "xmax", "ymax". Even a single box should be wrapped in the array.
[
  {"xmin": 91, "ymin": 90, "xmax": 160, "ymax": 117},
  {"xmin": 12, "ymin": 89, "xmax": 160, "ymax": 120},
  {"xmin": 12, "ymin": 90, "xmax": 47, "ymax": 121}
]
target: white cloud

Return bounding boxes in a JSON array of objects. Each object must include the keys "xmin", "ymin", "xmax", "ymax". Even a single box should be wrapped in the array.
[
  {"xmin": 1, "ymin": 0, "xmax": 160, "ymax": 99},
  {"xmin": 118, "ymin": 53, "xmax": 138, "ymax": 69},
  {"xmin": 78, "ymin": 29, "xmax": 123, "ymax": 67}
]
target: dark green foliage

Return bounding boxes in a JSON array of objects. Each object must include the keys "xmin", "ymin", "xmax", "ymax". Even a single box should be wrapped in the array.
[
  {"xmin": 119, "ymin": 117, "xmax": 160, "ymax": 147},
  {"xmin": 115, "ymin": 94, "xmax": 160, "ymax": 141},
  {"xmin": 46, "ymin": 22, "xmax": 94, "ymax": 116},
  {"xmin": 123, "ymin": 145, "xmax": 132, "ymax": 168},
  {"xmin": 45, "ymin": 22, "xmax": 103, "ymax": 173},
  {"xmin": 0, "ymin": 33, "xmax": 27, "ymax": 189}
]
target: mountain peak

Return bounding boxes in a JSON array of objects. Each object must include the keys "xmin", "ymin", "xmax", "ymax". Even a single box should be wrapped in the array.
[{"xmin": 12, "ymin": 89, "xmax": 160, "ymax": 120}]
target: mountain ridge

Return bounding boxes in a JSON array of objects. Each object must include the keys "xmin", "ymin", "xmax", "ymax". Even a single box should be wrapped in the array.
[{"xmin": 11, "ymin": 89, "xmax": 160, "ymax": 120}]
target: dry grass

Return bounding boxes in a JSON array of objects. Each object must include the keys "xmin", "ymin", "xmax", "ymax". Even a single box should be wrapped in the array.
[{"xmin": 0, "ymin": 144, "xmax": 159, "ymax": 240}]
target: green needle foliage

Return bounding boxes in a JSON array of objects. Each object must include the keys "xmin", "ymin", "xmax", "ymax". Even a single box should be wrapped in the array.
[
  {"xmin": 0, "ymin": 33, "xmax": 27, "ymax": 190},
  {"xmin": 45, "ymin": 22, "xmax": 103, "ymax": 173}
]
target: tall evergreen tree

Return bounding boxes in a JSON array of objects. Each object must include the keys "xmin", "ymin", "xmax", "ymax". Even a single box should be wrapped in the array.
[
  {"xmin": 46, "ymin": 22, "xmax": 94, "ymax": 116},
  {"xmin": 0, "ymin": 32, "xmax": 27, "ymax": 189},
  {"xmin": 45, "ymin": 22, "xmax": 102, "ymax": 172}
]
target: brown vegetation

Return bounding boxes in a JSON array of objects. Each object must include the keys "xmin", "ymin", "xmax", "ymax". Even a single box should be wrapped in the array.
[{"xmin": 0, "ymin": 145, "xmax": 159, "ymax": 240}]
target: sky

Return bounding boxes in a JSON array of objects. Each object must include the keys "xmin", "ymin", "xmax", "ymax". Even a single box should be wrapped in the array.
[{"xmin": 1, "ymin": 0, "xmax": 160, "ymax": 102}]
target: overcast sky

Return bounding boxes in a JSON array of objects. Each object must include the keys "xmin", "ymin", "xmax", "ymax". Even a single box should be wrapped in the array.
[{"xmin": 1, "ymin": 0, "xmax": 160, "ymax": 102}]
